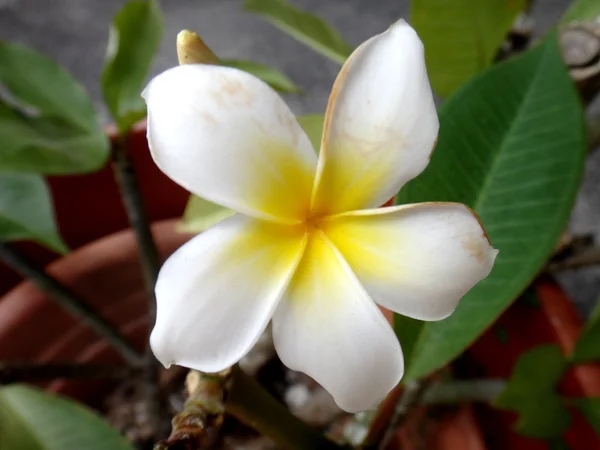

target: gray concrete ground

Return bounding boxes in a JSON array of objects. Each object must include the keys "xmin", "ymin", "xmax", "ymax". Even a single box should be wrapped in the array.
[{"xmin": 0, "ymin": 0, "xmax": 598, "ymax": 315}]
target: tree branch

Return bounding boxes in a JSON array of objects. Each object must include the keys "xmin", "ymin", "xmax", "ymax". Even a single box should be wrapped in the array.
[
  {"xmin": 111, "ymin": 136, "xmax": 165, "ymax": 437},
  {"xmin": 0, "ymin": 243, "xmax": 142, "ymax": 365},
  {"xmin": 0, "ymin": 362, "xmax": 133, "ymax": 384}
]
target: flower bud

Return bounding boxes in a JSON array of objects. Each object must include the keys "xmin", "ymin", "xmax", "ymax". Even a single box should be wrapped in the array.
[{"xmin": 176, "ymin": 30, "xmax": 219, "ymax": 65}]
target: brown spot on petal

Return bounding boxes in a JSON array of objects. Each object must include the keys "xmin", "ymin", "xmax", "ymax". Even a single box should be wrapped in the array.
[
  {"xmin": 462, "ymin": 204, "xmax": 491, "ymax": 244},
  {"xmin": 210, "ymin": 76, "xmax": 256, "ymax": 107},
  {"xmin": 461, "ymin": 232, "xmax": 490, "ymax": 265},
  {"xmin": 201, "ymin": 111, "xmax": 218, "ymax": 127}
]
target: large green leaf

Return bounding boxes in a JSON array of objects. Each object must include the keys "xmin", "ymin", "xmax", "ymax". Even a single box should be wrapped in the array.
[
  {"xmin": 102, "ymin": 0, "xmax": 162, "ymax": 133},
  {"xmin": 494, "ymin": 345, "xmax": 570, "ymax": 438},
  {"xmin": 396, "ymin": 34, "xmax": 586, "ymax": 381},
  {"xmin": 411, "ymin": 0, "xmax": 526, "ymax": 97},
  {"xmin": 561, "ymin": 0, "xmax": 600, "ymax": 24},
  {"xmin": 0, "ymin": 172, "xmax": 66, "ymax": 254},
  {"xmin": 0, "ymin": 43, "xmax": 109, "ymax": 174},
  {"xmin": 180, "ymin": 114, "xmax": 325, "ymax": 233},
  {"xmin": 244, "ymin": 0, "xmax": 352, "ymax": 65},
  {"xmin": 0, "ymin": 384, "xmax": 132, "ymax": 450},
  {"xmin": 221, "ymin": 60, "xmax": 299, "ymax": 93},
  {"xmin": 571, "ymin": 300, "xmax": 600, "ymax": 363}
]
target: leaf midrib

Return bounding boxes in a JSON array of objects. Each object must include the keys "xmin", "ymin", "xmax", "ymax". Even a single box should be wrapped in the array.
[{"xmin": 470, "ymin": 45, "xmax": 546, "ymax": 214}]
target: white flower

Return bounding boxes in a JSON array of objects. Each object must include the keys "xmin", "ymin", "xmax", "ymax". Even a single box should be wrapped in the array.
[{"xmin": 143, "ymin": 19, "xmax": 498, "ymax": 413}]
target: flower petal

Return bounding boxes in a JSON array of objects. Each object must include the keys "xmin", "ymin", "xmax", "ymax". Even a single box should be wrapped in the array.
[
  {"xmin": 311, "ymin": 20, "xmax": 438, "ymax": 216},
  {"xmin": 151, "ymin": 215, "xmax": 306, "ymax": 373},
  {"xmin": 321, "ymin": 203, "xmax": 498, "ymax": 321},
  {"xmin": 272, "ymin": 231, "xmax": 403, "ymax": 412},
  {"xmin": 143, "ymin": 64, "xmax": 317, "ymax": 224}
]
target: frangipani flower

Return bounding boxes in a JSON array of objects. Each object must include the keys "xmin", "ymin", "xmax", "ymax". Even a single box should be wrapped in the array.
[{"xmin": 143, "ymin": 19, "xmax": 497, "ymax": 412}]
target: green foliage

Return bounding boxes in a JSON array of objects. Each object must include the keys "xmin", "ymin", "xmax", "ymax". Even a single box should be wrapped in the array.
[
  {"xmin": 393, "ymin": 315, "xmax": 422, "ymax": 369},
  {"xmin": 494, "ymin": 345, "xmax": 571, "ymax": 438},
  {"xmin": 180, "ymin": 114, "xmax": 325, "ymax": 233},
  {"xmin": 296, "ymin": 114, "xmax": 324, "ymax": 151},
  {"xmin": 561, "ymin": 0, "xmax": 600, "ymax": 24},
  {"xmin": 0, "ymin": 384, "xmax": 133, "ymax": 450},
  {"xmin": 244, "ymin": 0, "xmax": 352, "ymax": 64},
  {"xmin": 396, "ymin": 34, "xmax": 586, "ymax": 380},
  {"xmin": 221, "ymin": 60, "xmax": 299, "ymax": 93},
  {"xmin": 571, "ymin": 300, "xmax": 600, "ymax": 363},
  {"xmin": 179, "ymin": 196, "xmax": 236, "ymax": 234},
  {"xmin": 0, "ymin": 43, "xmax": 109, "ymax": 174},
  {"xmin": 0, "ymin": 173, "xmax": 66, "ymax": 254},
  {"xmin": 411, "ymin": 0, "xmax": 526, "ymax": 97},
  {"xmin": 102, "ymin": 0, "xmax": 162, "ymax": 133},
  {"xmin": 572, "ymin": 398, "xmax": 600, "ymax": 435}
]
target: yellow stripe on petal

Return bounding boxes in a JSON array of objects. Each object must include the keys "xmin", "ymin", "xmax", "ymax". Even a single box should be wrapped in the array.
[
  {"xmin": 311, "ymin": 20, "xmax": 438, "ymax": 216},
  {"xmin": 144, "ymin": 64, "xmax": 317, "ymax": 224},
  {"xmin": 273, "ymin": 230, "xmax": 403, "ymax": 412},
  {"xmin": 320, "ymin": 203, "xmax": 497, "ymax": 321},
  {"xmin": 151, "ymin": 215, "xmax": 307, "ymax": 373}
]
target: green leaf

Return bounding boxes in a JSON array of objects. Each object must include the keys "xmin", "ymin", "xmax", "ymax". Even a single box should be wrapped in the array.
[
  {"xmin": 221, "ymin": 60, "xmax": 299, "ymax": 93},
  {"xmin": 393, "ymin": 315, "xmax": 423, "ymax": 369},
  {"xmin": 244, "ymin": 0, "xmax": 352, "ymax": 65},
  {"xmin": 548, "ymin": 438, "xmax": 572, "ymax": 450},
  {"xmin": 0, "ymin": 103, "xmax": 109, "ymax": 175},
  {"xmin": 0, "ymin": 384, "xmax": 132, "ymax": 450},
  {"xmin": 0, "ymin": 172, "xmax": 66, "ymax": 254},
  {"xmin": 180, "ymin": 113, "xmax": 325, "ymax": 233},
  {"xmin": 411, "ymin": 0, "xmax": 526, "ymax": 96},
  {"xmin": 561, "ymin": 0, "xmax": 600, "ymax": 24},
  {"xmin": 0, "ymin": 43, "xmax": 109, "ymax": 174},
  {"xmin": 494, "ymin": 345, "xmax": 571, "ymax": 438},
  {"xmin": 179, "ymin": 195, "xmax": 236, "ymax": 234},
  {"xmin": 571, "ymin": 300, "xmax": 600, "ymax": 363},
  {"xmin": 572, "ymin": 398, "xmax": 600, "ymax": 435},
  {"xmin": 102, "ymin": 0, "xmax": 162, "ymax": 133},
  {"xmin": 396, "ymin": 34, "xmax": 586, "ymax": 380},
  {"xmin": 296, "ymin": 114, "xmax": 324, "ymax": 151}
]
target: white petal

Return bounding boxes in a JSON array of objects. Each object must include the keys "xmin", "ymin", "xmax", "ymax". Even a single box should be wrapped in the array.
[
  {"xmin": 143, "ymin": 64, "xmax": 317, "ymax": 224},
  {"xmin": 151, "ymin": 215, "xmax": 306, "ymax": 372},
  {"xmin": 321, "ymin": 203, "xmax": 498, "ymax": 321},
  {"xmin": 272, "ymin": 231, "xmax": 403, "ymax": 412},
  {"xmin": 312, "ymin": 19, "xmax": 439, "ymax": 216}
]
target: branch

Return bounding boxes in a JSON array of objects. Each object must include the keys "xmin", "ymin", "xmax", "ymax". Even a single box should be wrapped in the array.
[
  {"xmin": 111, "ymin": 138, "xmax": 161, "ymax": 320},
  {"xmin": 111, "ymin": 136, "xmax": 166, "ymax": 437},
  {"xmin": 422, "ymin": 379, "xmax": 506, "ymax": 405},
  {"xmin": 361, "ymin": 378, "xmax": 505, "ymax": 449},
  {"xmin": 0, "ymin": 362, "xmax": 133, "ymax": 384},
  {"xmin": 0, "ymin": 243, "xmax": 142, "ymax": 365},
  {"xmin": 560, "ymin": 24, "xmax": 600, "ymax": 106},
  {"xmin": 154, "ymin": 370, "xmax": 229, "ymax": 449},
  {"xmin": 226, "ymin": 367, "xmax": 345, "ymax": 450},
  {"xmin": 375, "ymin": 379, "xmax": 432, "ymax": 450},
  {"xmin": 547, "ymin": 246, "xmax": 600, "ymax": 272}
]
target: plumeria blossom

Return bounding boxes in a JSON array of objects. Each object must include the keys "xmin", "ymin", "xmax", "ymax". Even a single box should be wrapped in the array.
[{"xmin": 143, "ymin": 19, "xmax": 498, "ymax": 413}]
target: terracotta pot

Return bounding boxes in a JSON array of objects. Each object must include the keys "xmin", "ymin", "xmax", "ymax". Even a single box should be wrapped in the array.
[
  {"xmin": 0, "ymin": 122, "xmax": 189, "ymax": 295},
  {"xmin": 0, "ymin": 219, "xmax": 192, "ymax": 405},
  {"xmin": 464, "ymin": 277, "xmax": 600, "ymax": 450}
]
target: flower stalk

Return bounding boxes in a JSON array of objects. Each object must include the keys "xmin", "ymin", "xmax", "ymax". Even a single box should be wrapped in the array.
[{"xmin": 226, "ymin": 367, "xmax": 346, "ymax": 450}]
